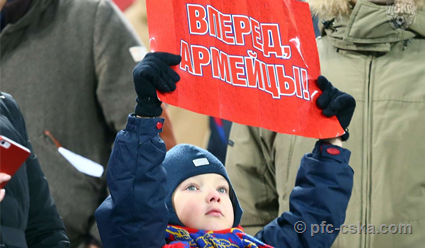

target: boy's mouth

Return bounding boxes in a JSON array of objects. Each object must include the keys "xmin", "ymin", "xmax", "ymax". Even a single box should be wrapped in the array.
[{"xmin": 205, "ymin": 208, "xmax": 223, "ymax": 217}]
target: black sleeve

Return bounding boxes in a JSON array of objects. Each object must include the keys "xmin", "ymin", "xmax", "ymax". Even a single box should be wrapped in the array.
[
  {"xmin": 25, "ymin": 144, "xmax": 70, "ymax": 247},
  {"xmin": 15, "ymin": 107, "xmax": 70, "ymax": 247}
]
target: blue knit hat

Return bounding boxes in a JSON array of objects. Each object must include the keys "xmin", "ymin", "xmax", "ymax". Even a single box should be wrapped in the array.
[{"xmin": 163, "ymin": 144, "xmax": 243, "ymax": 228}]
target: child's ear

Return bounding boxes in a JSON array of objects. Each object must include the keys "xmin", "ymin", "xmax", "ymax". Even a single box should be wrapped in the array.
[{"xmin": 171, "ymin": 190, "xmax": 178, "ymax": 209}]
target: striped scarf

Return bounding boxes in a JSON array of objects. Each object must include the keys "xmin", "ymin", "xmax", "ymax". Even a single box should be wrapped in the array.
[{"xmin": 164, "ymin": 225, "xmax": 273, "ymax": 248}]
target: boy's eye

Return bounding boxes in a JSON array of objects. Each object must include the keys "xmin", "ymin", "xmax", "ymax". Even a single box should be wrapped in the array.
[
  {"xmin": 217, "ymin": 187, "xmax": 227, "ymax": 194},
  {"xmin": 186, "ymin": 185, "xmax": 198, "ymax": 191}
]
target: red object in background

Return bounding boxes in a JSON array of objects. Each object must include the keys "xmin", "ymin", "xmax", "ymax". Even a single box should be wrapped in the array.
[
  {"xmin": 146, "ymin": 0, "xmax": 344, "ymax": 139},
  {"xmin": 113, "ymin": 0, "xmax": 134, "ymax": 11}
]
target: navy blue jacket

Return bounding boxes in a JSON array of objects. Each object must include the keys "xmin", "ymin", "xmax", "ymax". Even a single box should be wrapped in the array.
[{"xmin": 95, "ymin": 115, "xmax": 353, "ymax": 248}]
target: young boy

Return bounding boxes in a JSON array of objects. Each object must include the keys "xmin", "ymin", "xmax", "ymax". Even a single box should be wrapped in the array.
[{"xmin": 95, "ymin": 53, "xmax": 355, "ymax": 248}]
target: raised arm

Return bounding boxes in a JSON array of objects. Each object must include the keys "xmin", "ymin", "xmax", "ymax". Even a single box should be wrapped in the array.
[
  {"xmin": 95, "ymin": 52, "xmax": 181, "ymax": 248},
  {"xmin": 95, "ymin": 116, "xmax": 168, "ymax": 248},
  {"xmin": 255, "ymin": 139, "xmax": 353, "ymax": 247},
  {"xmin": 255, "ymin": 76, "xmax": 356, "ymax": 248}
]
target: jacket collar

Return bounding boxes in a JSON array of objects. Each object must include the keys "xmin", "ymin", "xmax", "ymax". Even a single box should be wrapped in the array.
[{"xmin": 320, "ymin": 0, "xmax": 425, "ymax": 52}]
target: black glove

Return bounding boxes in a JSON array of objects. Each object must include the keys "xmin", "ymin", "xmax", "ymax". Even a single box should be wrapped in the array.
[
  {"xmin": 316, "ymin": 75, "xmax": 356, "ymax": 141},
  {"xmin": 133, "ymin": 52, "xmax": 181, "ymax": 117}
]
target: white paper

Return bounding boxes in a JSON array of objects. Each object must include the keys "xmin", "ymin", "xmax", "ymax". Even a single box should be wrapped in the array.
[
  {"xmin": 58, "ymin": 147, "xmax": 104, "ymax": 177},
  {"xmin": 129, "ymin": 46, "xmax": 148, "ymax": 62}
]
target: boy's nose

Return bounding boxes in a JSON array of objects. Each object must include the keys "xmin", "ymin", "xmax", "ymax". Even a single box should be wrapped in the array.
[{"xmin": 207, "ymin": 189, "xmax": 221, "ymax": 203}]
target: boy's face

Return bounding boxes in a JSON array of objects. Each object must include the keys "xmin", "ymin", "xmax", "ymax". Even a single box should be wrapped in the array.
[{"xmin": 173, "ymin": 173, "xmax": 234, "ymax": 231}]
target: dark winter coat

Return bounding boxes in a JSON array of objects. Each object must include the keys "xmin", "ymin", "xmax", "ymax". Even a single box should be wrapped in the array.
[
  {"xmin": 95, "ymin": 115, "xmax": 354, "ymax": 248},
  {"xmin": 0, "ymin": 92, "xmax": 69, "ymax": 248}
]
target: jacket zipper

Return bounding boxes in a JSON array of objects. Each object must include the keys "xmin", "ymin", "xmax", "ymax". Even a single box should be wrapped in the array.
[{"xmin": 363, "ymin": 56, "xmax": 374, "ymax": 248}]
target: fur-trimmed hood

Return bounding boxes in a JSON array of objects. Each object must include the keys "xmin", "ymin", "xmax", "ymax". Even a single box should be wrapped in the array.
[{"xmin": 306, "ymin": 0, "xmax": 425, "ymax": 20}]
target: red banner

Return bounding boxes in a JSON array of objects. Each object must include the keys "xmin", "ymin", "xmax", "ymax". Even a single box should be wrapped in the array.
[
  {"xmin": 146, "ymin": 0, "xmax": 344, "ymax": 139},
  {"xmin": 112, "ymin": 0, "xmax": 134, "ymax": 11}
]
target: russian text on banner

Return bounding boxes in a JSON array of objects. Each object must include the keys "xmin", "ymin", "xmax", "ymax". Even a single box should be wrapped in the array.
[{"xmin": 146, "ymin": 0, "xmax": 344, "ymax": 139}]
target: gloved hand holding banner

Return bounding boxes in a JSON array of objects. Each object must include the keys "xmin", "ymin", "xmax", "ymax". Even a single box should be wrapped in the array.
[{"xmin": 146, "ymin": 0, "xmax": 344, "ymax": 139}]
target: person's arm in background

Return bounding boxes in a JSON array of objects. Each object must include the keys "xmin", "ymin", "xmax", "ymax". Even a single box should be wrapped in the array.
[
  {"xmin": 95, "ymin": 52, "xmax": 181, "ymax": 248},
  {"xmin": 25, "ymin": 139, "xmax": 71, "ymax": 248},
  {"xmin": 255, "ymin": 76, "xmax": 356, "ymax": 248},
  {"xmin": 93, "ymin": 0, "xmax": 176, "ymax": 150},
  {"xmin": 4, "ymin": 96, "xmax": 71, "ymax": 248}
]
